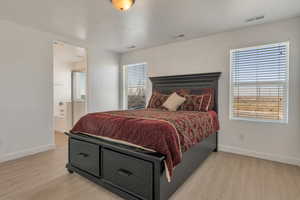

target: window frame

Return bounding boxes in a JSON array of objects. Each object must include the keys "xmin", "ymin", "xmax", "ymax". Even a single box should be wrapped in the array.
[
  {"xmin": 122, "ymin": 63, "xmax": 148, "ymax": 110},
  {"xmin": 229, "ymin": 42, "xmax": 290, "ymax": 124}
]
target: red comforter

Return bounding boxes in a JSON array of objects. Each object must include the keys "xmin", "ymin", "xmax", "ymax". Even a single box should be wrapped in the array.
[{"xmin": 71, "ymin": 109, "xmax": 219, "ymax": 180}]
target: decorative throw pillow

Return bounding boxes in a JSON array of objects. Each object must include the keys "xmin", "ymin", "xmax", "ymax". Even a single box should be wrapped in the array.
[
  {"xmin": 200, "ymin": 93, "xmax": 212, "ymax": 112},
  {"xmin": 147, "ymin": 92, "xmax": 169, "ymax": 109},
  {"xmin": 180, "ymin": 95, "xmax": 204, "ymax": 111},
  {"xmin": 147, "ymin": 89, "xmax": 189, "ymax": 109},
  {"xmin": 201, "ymin": 88, "xmax": 214, "ymax": 110},
  {"xmin": 163, "ymin": 92, "xmax": 186, "ymax": 111}
]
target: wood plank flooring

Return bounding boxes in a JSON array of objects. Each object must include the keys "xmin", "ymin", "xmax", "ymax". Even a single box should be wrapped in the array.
[
  {"xmin": 55, "ymin": 131, "xmax": 68, "ymax": 148},
  {"xmin": 0, "ymin": 133, "xmax": 300, "ymax": 200}
]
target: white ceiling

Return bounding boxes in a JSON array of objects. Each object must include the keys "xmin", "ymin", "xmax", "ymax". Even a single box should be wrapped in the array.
[{"xmin": 0, "ymin": 0, "xmax": 299, "ymax": 53}]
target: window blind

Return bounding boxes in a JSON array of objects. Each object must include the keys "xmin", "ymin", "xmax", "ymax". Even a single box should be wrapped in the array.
[
  {"xmin": 125, "ymin": 63, "xmax": 147, "ymax": 110},
  {"xmin": 230, "ymin": 42, "xmax": 289, "ymax": 123},
  {"xmin": 127, "ymin": 64, "xmax": 147, "ymax": 88}
]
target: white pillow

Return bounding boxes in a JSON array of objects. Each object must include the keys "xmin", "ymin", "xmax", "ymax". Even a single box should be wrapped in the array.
[{"xmin": 163, "ymin": 92, "xmax": 186, "ymax": 111}]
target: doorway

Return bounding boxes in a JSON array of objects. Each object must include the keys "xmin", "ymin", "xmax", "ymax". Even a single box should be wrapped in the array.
[{"xmin": 53, "ymin": 41, "xmax": 88, "ymax": 147}]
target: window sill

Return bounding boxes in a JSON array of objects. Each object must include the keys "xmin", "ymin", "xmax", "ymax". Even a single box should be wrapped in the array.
[{"xmin": 230, "ymin": 117, "xmax": 288, "ymax": 124}]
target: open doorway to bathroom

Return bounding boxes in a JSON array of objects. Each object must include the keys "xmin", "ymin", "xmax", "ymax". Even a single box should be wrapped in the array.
[{"xmin": 53, "ymin": 41, "xmax": 88, "ymax": 148}]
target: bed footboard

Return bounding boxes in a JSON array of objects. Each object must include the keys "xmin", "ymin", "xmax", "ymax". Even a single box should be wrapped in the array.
[{"xmin": 66, "ymin": 132, "xmax": 217, "ymax": 200}]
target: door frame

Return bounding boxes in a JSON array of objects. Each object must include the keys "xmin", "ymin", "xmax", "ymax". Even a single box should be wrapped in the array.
[{"xmin": 52, "ymin": 40, "xmax": 89, "ymax": 133}]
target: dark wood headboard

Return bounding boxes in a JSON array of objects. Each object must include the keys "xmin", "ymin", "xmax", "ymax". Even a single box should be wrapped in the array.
[{"xmin": 149, "ymin": 72, "xmax": 221, "ymax": 112}]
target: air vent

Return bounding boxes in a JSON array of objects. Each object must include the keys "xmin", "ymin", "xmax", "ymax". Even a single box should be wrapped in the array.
[
  {"xmin": 174, "ymin": 34, "xmax": 185, "ymax": 39},
  {"xmin": 128, "ymin": 45, "xmax": 136, "ymax": 49},
  {"xmin": 246, "ymin": 15, "xmax": 265, "ymax": 23}
]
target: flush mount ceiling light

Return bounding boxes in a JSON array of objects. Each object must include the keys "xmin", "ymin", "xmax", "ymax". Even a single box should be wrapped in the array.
[{"xmin": 110, "ymin": 0, "xmax": 135, "ymax": 11}]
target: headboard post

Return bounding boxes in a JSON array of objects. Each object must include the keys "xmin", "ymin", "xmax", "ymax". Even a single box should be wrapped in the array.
[{"xmin": 149, "ymin": 72, "xmax": 221, "ymax": 113}]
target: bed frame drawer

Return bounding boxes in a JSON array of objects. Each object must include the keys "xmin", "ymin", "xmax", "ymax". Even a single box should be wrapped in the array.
[
  {"xmin": 102, "ymin": 148, "xmax": 153, "ymax": 200},
  {"xmin": 70, "ymin": 139, "xmax": 100, "ymax": 177}
]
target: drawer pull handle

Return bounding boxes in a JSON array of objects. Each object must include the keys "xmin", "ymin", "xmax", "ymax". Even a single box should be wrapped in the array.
[
  {"xmin": 78, "ymin": 153, "xmax": 89, "ymax": 158},
  {"xmin": 117, "ymin": 169, "xmax": 133, "ymax": 177}
]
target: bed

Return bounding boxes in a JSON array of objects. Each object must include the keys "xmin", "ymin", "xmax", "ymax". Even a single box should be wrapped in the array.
[{"xmin": 65, "ymin": 72, "xmax": 221, "ymax": 200}]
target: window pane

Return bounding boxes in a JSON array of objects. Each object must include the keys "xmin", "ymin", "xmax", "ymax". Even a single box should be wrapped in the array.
[
  {"xmin": 230, "ymin": 42, "xmax": 289, "ymax": 123},
  {"xmin": 126, "ymin": 64, "xmax": 147, "ymax": 110}
]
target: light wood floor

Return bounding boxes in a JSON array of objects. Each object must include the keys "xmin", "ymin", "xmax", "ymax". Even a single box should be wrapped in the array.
[
  {"xmin": 55, "ymin": 131, "xmax": 68, "ymax": 148},
  {"xmin": 0, "ymin": 134, "xmax": 300, "ymax": 200}
]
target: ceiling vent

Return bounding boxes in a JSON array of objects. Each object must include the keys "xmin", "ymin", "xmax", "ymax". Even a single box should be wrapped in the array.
[
  {"xmin": 174, "ymin": 34, "xmax": 185, "ymax": 39},
  {"xmin": 128, "ymin": 45, "xmax": 136, "ymax": 49},
  {"xmin": 246, "ymin": 15, "xmax": 265, "ymax": 23}
]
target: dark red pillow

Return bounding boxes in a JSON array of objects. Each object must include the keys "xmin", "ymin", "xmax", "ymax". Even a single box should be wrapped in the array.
[
  {"xmin": 147, "ymin": 89, "xmax": 190, "ymax": 109},
  {"xmin": 147, "ymin": 92, "xmax": 169, "ymax": 109},
  {"xmin": 148, "ymin": 88, "xmax": 214, "ymax": 111},
  {"xmin": 180, "ymin": 88, "xmax": 214, "ymax": 112},
  {"xmin": 201, "ymin": 88, "xmax": 215, "ymax": 110},
  {"xmin": 200, "ymin": 93, "xmax": 212, "ymax": 112},
  {"xmin": 180, "ymin": 95, "xmax": 204, "ymax": 111}
]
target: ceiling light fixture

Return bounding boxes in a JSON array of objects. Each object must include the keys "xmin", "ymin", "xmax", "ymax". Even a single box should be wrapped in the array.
[{"xmin": 110, "ymin": 0, "xmax": 135, "ymax": 11}]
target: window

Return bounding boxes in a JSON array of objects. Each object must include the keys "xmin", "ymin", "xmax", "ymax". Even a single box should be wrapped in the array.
[
  {"xmin": 230, "ymin": 42, "xmax": 289, "ymax": 123},
  {"xmin": 123, "ymin": 63, "xmax": 147, "ymax": 110}
]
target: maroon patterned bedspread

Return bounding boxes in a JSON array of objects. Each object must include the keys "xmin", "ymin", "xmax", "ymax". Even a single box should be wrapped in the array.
[{"xmin": 71, "ymin": 109, "xmax": 219, "ymax": 180}]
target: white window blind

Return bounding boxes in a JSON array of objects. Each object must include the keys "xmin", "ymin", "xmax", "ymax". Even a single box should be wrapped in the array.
[
  {"xmin": 230, "ymin": 42, "xmax": 289, "ymax": 123},
  {"xmin": 124, "ymin": 63, "xmax": 147, "ymax": 110}
]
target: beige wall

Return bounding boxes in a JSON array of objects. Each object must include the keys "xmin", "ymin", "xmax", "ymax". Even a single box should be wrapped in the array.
[
  {"xmin": 0, "ymin": 20, "xmax": 71, "ymax": 161},
  {"xmin": 87, "ymin": 45, "xmax": 120, "ymax": 113},
  {"xmin": 121, "ymin": 17, "xmax": 300, "ymax": 165},
  {"xmin": 0, "ymin": 19, "xmax": 120, "ymax": 162}
]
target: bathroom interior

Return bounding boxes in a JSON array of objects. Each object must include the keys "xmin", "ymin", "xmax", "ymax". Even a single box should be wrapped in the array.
[{"xmin": 53, "ymin": 41, "xmax": 87, "ymax": 146}]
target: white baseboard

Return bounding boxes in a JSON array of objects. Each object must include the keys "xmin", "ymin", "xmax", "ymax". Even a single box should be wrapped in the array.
[
  {"xmin": 1, "ymin": 143, "xmax": 299, "ymax": 167},
  {"xmin": 219, "ymin": 145, "xmax": 300, "ymax": 167},
  {"xmin": 0, "ymin": 144, "xmax": 56, "ymax": 163}
]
